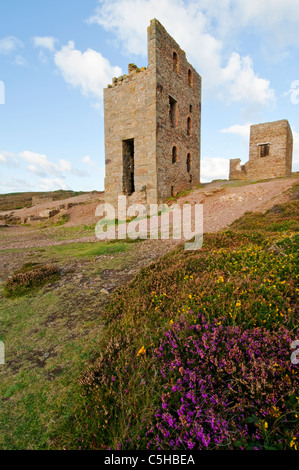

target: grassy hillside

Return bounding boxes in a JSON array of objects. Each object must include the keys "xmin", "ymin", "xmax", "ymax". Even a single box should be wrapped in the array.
[
  {"xmin": 0, "ymin": 197, "xmax": 298, "ymax": 450},
  {"xmin": 0, "ymin": 239, "xmax": 141, "ymax": 449},
  {"xmin": 53, "ymin": 199, "xmax": 299, "ymax": 451},
  {"xmin": 0, "ymin": 190, "xmax": 90, "ymax": 211}
]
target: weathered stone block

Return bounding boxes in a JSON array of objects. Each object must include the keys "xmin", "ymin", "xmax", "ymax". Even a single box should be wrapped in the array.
[{"xmin": 39, "ymin": 209, "xmax": 59, "ymax": 219}]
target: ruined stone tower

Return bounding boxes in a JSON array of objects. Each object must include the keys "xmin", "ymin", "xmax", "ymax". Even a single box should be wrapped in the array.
[
  {"xmin": 104, "ymin": 19, "xmax": 201, "ymax": 208},
  {"xmin": 229, "ymin": 120, "xmax": 293, "ymax": 181}
]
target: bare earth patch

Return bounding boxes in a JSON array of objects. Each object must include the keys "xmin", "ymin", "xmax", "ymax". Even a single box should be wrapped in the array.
[{"xmin": 0, "ymin": 176, "xmax": 297, "ymax": 251}]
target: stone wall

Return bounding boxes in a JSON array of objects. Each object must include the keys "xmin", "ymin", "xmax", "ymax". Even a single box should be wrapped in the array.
[
  {"xmin": 32, "ymin": 196, "xmax": 53, "ymax": 206},
  {"xmin": 104, "ymin": 19, "xmax": 201, "ymax": 208},
  {"xmin": 229, "ymin": 158, "xmax": 247, "ymax": 181},
  {"xmin": 152, "ymin": 20, "xmax": 201, "ymax": 200},
  {"xmin": 104, "ymin": 58, "xmax": 157, "ymax": 208},
  {"xmin": 229, "ymin": 120, "xmax": 293, "ymax": 181}
]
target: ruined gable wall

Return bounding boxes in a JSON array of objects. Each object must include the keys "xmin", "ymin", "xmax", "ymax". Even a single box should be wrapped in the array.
[
  {"xmin": 104, "ymin": 64, "xmax": 157, "ymax": 208},
  {"xmin": 229, "ymin": 120, "xmax": 293, "ymax": 181},
  {"xmin": 229, "ymin": 159, "xmax": 247, "ymax": 180},
  {"xmin": 285, "ymin": 122, "xmax": 293, "ymax": 176},
  {"xmin": 104, "ymin": 19, "xmax": 202, "ymax": 208},
  {"xmin": 246, "ymin": 120, "xmax": 293, "ymax": 179},
  {"xmin": 149, "ymin": 19, "xmax": 201, "ymax": 201}
]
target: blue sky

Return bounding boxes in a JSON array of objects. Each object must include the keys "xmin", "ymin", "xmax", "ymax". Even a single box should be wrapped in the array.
[{"xmin": 0, "ymin": 0, "xmax": 299, "ymax": 194}]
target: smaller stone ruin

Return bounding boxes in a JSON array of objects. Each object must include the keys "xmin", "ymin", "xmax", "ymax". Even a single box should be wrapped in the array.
[{"xmin": 229, "ymin": 119, "xmax": 293, "ymax": 181}]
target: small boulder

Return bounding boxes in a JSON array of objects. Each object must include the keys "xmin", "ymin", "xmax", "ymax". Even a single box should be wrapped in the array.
[{"xmin": 39, "ymin": 209, "xmax": 60, "ymax": 219}]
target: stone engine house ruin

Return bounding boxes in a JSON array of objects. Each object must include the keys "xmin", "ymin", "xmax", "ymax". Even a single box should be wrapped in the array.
[
  {"xmin": 104, "ymin": 19, "xmax": 202, "ymax": 207},
  {"xmin": 229, "ymin": 120, "xmax": 293, "ymax": 181}
]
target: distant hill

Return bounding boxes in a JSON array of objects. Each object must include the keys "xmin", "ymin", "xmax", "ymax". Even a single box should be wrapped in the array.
[{"xmin": 0, "ymin": 190, "xmax": 89, "ymax": 211}]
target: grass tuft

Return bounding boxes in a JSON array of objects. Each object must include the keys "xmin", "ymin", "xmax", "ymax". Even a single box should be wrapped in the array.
[
  {"xmin": 54, "ymin": 214, "xmax": 70, "ymax": 227},
  {"xmin": 4, "ymin": 264, "xmax": 61, "ymax": 298}
]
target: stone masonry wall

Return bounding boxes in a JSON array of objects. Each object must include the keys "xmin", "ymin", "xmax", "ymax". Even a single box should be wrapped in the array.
[
  {"xmin": 104, "ymin": 64, "xmax": 157, "ymax": 208},
  {"xmin": 229, "ymin": 159, "xmax": 247, "ymax": 181},
  {"xmin": 150, "ymin": 19, "xmax": 201, "ymax": 200},
  {"xmin": 104, "ymin": 19, "xmax": 201, "ymax": 208},
  {"xmin": 229, "ymin": 120, "xmax": 293, "ymax": 181}
]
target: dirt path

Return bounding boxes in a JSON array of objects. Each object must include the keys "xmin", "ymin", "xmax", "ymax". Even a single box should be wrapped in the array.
[
  {"xmin": 0, "ymin": 176, "xmax": 297, "ymax": 251},
  {"xmin": 177, "ymin": 177, "xmax": 297, "ymax": 233}
]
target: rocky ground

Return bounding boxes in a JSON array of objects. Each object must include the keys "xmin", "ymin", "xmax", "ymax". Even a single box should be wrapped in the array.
[
  {"xmin": 0, "ymin": 176, "xmax": 297, "ymax": 251},
  {"xmin": 0, "ymin": 174, "xmax": 297, "ymax": 287}
]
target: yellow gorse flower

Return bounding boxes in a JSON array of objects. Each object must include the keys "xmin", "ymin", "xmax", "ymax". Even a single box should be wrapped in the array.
[
  {"xmin": 271, "ymin": 406, "xmax": 281, "ymax": 418},
  {"xmin": 137, "ymin": 346, "xmax": 146, "ymax": 357},
  {"xmin": 290, "ymin": 438, "xmax": 297, "ymax": 450}
]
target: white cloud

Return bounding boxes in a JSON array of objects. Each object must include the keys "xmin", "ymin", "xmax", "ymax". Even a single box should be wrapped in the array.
[
  {"xmin": 201, "ymin": 157, "xmax": 229, "ymax": 182},
  {"xmin": 58, "ymin": 159, "xmax": 73, "ymax": 173},
  {"xmin": 36, "ymin": 50, "xmax": 48, "ymax": 63},
  {"xmin": 33, "ymin": 36, "xmax": 59, "ymax": 64},
  {"xmin": 14, "ymin": 55, "xmax": 27, "ymax": 66},
  {"xmin": 54, "ymin": 41, "xmax": 122, "ymax": 100},
  {"xmin": 33, "ymin": 36, "xmax": 58, "ymax": 51},
  {"xmin": 0, "ymin": 151, "xmax": 19, "ymax": 167},
  {"xmin": 179, "ymin": 0, "xmax": 299, "ymax": 49},
  {"xmin": 39, "ymin": 178, "xmax": 69, "ymax": 191},
  {"xmin": 0, "ymin": 149, "xmax": 93, "ymax": 193},
  {"xmin": 20, "ymin": 150, "xmax": 59, "ymax": 176},
  {"xmin": 221, "ymin": 53, "xmax": 274, "ymax": 104},
  {"xmin": 60, "ymin": 158, "xmax": 89, "ymax": 176},
  {"xmin": 0, "ymin": 36, "xmax": 23, "ymax": 55},
  {"xmin": 283, "ymin": 80, "xmax": 299, "ymax": 105},
  {"xmin": 82, "ymin": 155, "xmax": 96, "ymax": 166},
  {"xmin": 88, "ymin": 0, "xmax": 275, "ymax": 105},
  {"xmin": 0, "ymin": 176, "xmax": 35, "ymax": 192},
  {"xmin": 221, "ymin": 122, "xmax": 252, "ymax": 139},
  {"xmin": 227, "ymin": 0, "xmax": 299, "ymax": 49},
  {"xmin": 31, "ymin": 36, "xmax": 121, "ymax": 104},
  {"xmin": 0, "ymin": 150, "xmax": 88, "ymax": 178},
  {"xmin": 19, "ymin": 150, "xmax": 87, "ymax": 178},
  {"xmin": 293, "ymin": 130, "xmax": 299, "ymax": 168}
]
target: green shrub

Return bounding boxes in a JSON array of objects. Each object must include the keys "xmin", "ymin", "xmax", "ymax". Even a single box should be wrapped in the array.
[
  {"xmin": 54, "ymin": 214, "xmax": 70, "ymax": 226},
  {"xmin": 4, "ymin": 264, "xmax": 61, "ymax": 298}
]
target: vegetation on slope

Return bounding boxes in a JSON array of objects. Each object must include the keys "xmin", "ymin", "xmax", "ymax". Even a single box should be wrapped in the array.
[
  {"xmin": 0, "ymin": 239, "xmax": 140, "ymax": 449},
  {"xmin": 0, "ymin": 190, "xmax": 90, "ymax": 211},
  {"xmin": 53, "ymin": 200, "xmax": 299, "ymax": 450}
]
